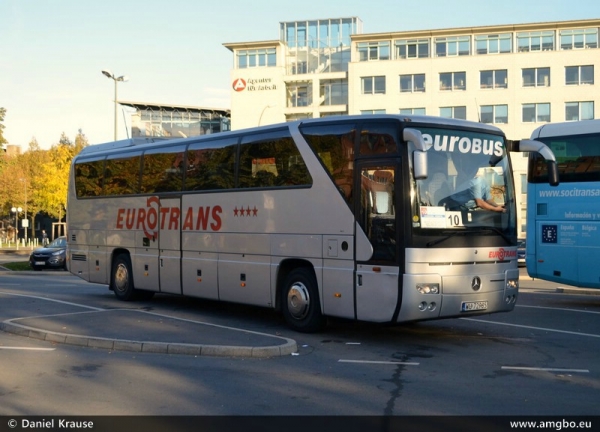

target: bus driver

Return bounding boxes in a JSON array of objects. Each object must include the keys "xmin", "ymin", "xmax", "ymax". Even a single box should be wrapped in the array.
[{"xmin": 446, "ymin": 169, "xmax": 506, "ymax": 213}]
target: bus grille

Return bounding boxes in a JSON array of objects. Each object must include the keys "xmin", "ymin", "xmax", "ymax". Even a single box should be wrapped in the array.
[{"xmin": 71, "ymin": 254, "xmax": 87, "ymax": 262}]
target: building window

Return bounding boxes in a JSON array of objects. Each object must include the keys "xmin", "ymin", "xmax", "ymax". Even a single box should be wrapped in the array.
[
  {"xmin": 440, "ymin": 72, "xmax": 466, "ymax": 91},
  {"xmin": 522, "ymin": 67, "xmax": 550, "ymax": 87},
  {"xmin": 320, "ymin": 79, "xmax": 348, "ymax": 105},
  {"xmin": 522, "ymin": 103, "xmax": 551, "ymax": 123},
  {"xmin": 357, "ymin": 41, "xmax": 390, "ymax": 61},
  {"xmin": 565, "ymin": 102, "xmax": 594, "ymax": 121},
  {"xmin": 395, "ymin": 39, "xmax": 429, "ymax": 58},
  {"xmin": 475, "ymin": 33, "xmax": 512, "ymax": 54},
  {"xmin": 361, "ymin": 109, "xmax": 386, "ymax": 115},
  {"xmin": 362, "ymin": 76, "xmax": 386, "ymax": 94},
  {"xmin": 480, "ymin": 105, "xmax": 508, "ymax": 124},
  {"xmin": 435, "ymin": 36, "xmax": 470, "ymax": 57},
  {"xmin": 287, "ymin": 83, "xmax": 312, "ymax": 107},
  {"xmin": 517, "ymin": 31, "xmax": 554, "ymax": 52},
  {"xmin": 480, "ymin": 69, "xmax": 507, "ymax": 89},
  {"xmin": 440, "ymin": 106, "xmax": 466, "ymax": 120},
  {"xmin": 399, "ymin": 108, "xmax": 426, "ymax": 115},
  {"xmin": 399, "ymin": 74, "xmax": 425, "ymax": 92},
  {"xmin": 565, "ymin": 65, "xmax": 594, "ymax": 85},
  {"xmin": 560, "ymin": 28, "xmax": 598, "ymax": 50},
  {"xmin": 237, "ymin": 49, "xmax": 277, "ymax": 69}
]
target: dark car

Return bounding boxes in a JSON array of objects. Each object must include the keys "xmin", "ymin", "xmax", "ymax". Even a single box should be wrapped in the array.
[
  {"xmin": 29, "ymin": 236, "xmax": 67, "ymax": 271},
  {"xmin": 517, "ymin": 239, "xmax": 526, "ymax": 267}
]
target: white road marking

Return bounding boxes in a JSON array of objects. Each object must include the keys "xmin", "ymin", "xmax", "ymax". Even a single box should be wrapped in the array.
[
  {"xmin": 338, "ymin": 360, "xmax": 420, "ymax": 366},
  {"xmin": 517, "ymin": 304, "xmax": 600, "ymax": 315},
  {"xmin": 0, "ymin": 347, "xmax": 55, "ymax": 351},
  {"xmin": 502, "ymin": 366, "xmax": 589, "ymax": 373},
  {"xmin": 461, "ymin": 317, "xmax": 600, "ymax": 338},
  {"xmin": 0, "ymin": 291, "xmax": 105, "ymax": 311}
]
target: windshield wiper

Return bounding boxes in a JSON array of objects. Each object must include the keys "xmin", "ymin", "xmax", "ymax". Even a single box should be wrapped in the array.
[
  {"xmin": 426, "ymin": 229, "xmax": 476, "ymax": 247},
  {"xmin": 426, "ymin": 227, "xmax": 512, "ymax": 247},
  {"xmin": 479, "ymin": 227, "xmax": 513, "ymax": 245}
]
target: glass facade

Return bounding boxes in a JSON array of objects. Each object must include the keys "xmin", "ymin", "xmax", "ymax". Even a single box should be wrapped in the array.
[
  {"xmin": 280, "ymin": 18, "xmax": 361, "ymax": 75},
  {"xmin": 124, "ymin": 103, "xmax": 230, "ymax": 139}
]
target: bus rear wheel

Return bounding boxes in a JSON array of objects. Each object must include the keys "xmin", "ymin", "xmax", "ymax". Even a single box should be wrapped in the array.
[
  {"xmin": 282, "ymin": 268, "xmax": 325, "ymax": 333},
  {"xmin": 111, "ymin": 254, "xmax": 136, "ymax": 301}
]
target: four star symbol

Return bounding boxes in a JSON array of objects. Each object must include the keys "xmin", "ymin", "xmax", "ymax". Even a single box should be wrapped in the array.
[{"xmin": 233, "ymin": 206, "xmax": 258, "ymax": 217}]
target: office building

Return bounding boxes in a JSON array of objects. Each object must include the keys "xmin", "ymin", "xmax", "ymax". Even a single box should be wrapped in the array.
[{"xmin": 225, "ymin": 17, "xmax": 600, "ymax": 237}]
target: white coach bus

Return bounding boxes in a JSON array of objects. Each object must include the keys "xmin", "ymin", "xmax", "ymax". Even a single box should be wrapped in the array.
[{"xmin": 67, "ymin": 115, "xmax": 557, "ymax": 332}]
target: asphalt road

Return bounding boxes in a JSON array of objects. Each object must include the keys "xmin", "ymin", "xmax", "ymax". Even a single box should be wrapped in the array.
[{"xmin": 0, "ymin": 268, "xmax": 599, "ymax": 423}]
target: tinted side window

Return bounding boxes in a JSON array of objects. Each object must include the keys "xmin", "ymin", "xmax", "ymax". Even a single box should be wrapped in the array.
[
  {"xmin": 104, "ymin": 154, "xmax": 141, "ymax": 196},
  {"xmin": 141, "ymin": 146, "xmax": 185, "ymax": 193},
  {"xmin": 184, "ymin": 138, "xmax": 237, "ymax": 191},
  {"xmin": 359, "ymin": 122, "xmax": 399, "ymax": 156},
  {"xmin": 74, "ymin": 159, "xmax": 104, "ymax": 197},
  {"xmin": 300, "ymin": 123, "xmax": 356, "ymax": 204},
  {"xmin": 238, "ymin": 130, "xmax": 311, "ymax": 188}
]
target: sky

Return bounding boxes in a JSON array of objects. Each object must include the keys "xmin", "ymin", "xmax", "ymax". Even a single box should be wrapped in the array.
[{"xmin": 1, "ymin": 0, "xmax": 599, "ymax": 149}]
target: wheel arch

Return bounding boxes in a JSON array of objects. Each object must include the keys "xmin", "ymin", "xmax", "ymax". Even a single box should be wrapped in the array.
[
  {"xmin": 109, "ymin": 248, "xmax": 132, "ymax": 292},
  {"xmin": 275, "ymin": 258, "xmax": 319, "ymax": 313}
]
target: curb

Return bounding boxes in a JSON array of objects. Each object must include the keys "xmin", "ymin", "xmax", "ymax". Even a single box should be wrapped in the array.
[
  {"xmin": 0, "ymin": 321, "xmax": 297, "ymax": 357},
  {"xmin": 0, "ymin": 313, "xmax": 297, "ymax": 359}
]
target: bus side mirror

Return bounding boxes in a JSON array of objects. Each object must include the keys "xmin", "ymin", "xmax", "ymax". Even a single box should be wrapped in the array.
[
  {"xmin": 413, "ymin": 151, "xmax": 428, "ymax": 180},
  {"xmin": 547, "ymin": 161, "xmax": 559, "ymax": 187},
  {"xmin": 517, "ymin": 139, "xmax": 560, "ymax": 187},
  {"xmin": 404, "ymin": 128, "xmax": 428, "ymax": 180}
]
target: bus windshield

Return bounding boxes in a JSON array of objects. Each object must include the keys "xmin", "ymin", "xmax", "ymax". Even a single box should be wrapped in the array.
[
  {"xmin": 529, "ymin": 132, "xmax": 600, "ymax": 183},
  {"xmin": 411, "ymin": 127, "xmax": 515, "ymax": 235}
]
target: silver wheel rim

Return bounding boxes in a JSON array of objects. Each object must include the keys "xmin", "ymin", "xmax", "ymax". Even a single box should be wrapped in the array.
[
  {"xmin": 114, "ymin": 263, "xmax": 129, "ymax": 294},
  {"xmin": 287, "ymin": 282, "xmax": 310, "ymax": 320}
]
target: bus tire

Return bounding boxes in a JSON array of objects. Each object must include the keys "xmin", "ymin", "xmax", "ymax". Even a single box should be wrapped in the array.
[
  {"xmin": 111, "ymin": 254, "xmax": 136, "ymax": 301},
  {"xmin": 282, "ymin": 268, "xmax": 325, "ymax": 333}
]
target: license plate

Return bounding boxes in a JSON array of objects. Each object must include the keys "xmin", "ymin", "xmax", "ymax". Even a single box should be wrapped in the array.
[
  {"xmin": 35, "ymin": 261, "xmax": 45, "ymax": 265},
  {"xmin": 461, "ymin": 301, "xmax": 488, "ymax": 312}
]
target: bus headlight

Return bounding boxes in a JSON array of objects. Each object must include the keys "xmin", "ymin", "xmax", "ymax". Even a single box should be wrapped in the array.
[
  {"xmin": 506, "ymin": 278, "xmax": 518, "ymax": 290},
  {"xmin": 416, "ymin": 283, "xmax": 440, "ymax": 294}
]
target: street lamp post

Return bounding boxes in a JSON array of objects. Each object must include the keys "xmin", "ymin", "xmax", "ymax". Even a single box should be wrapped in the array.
[
  {"xmin": 20, "ymin": 178, "xmax": 27, "ymax": 245},
  {"xmin": 101, "ymin": 69, "xmax": 129, "ymax": 141},
  {"xmin": 258, "ymin": 104, "xmax": 276, "ymax": 126},
  {"xmin": 11, "ymin": 206, "xmax": 22, "ymax": 244}
]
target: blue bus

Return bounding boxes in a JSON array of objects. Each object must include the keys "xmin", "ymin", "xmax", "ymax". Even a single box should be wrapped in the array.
[{"xmin": 526, "ymin": 119, "xmax": 600, "ymax": 288}]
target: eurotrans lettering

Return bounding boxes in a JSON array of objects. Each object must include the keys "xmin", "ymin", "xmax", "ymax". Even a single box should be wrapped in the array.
[
  {"xmin": 21, "ymin": 419, "xmax": 94, "ymax": 428},
  {"xmin": 488, "ymin": 248, "xmax": 517, "ymax": 260},
  {"xmin": 115, "ymin": 197, "xmax": 222, "ymax": 238}
]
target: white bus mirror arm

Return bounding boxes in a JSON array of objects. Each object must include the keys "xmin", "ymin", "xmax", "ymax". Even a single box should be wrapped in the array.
[
  {"xmin": 519, "ymin": 139, "xmax": 556, "ymax": 163},
  {"xmin": 519, "ymin": 139, "xmax": 560, "ymax": 187}
]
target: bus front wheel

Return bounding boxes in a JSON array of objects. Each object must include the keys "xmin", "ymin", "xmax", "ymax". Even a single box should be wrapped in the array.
[{"xmin": 282, "ymin": 268, "xmax": 325, "ymax": 333}]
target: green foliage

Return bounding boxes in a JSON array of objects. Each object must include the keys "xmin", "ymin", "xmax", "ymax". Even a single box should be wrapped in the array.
[
  {"xmin": 1, "ymin": 261, "xmax": 31, "ymax": 271},
  {"xmin": 0, "ymin": 130, "xmax": 89, "ymax": 229},
  {"xmin": 0, "ymin": 107, "xmax": 7, "ymax": 146}
]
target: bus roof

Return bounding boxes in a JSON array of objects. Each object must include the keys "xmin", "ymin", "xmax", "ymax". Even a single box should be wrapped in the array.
[
  {"xmin": 530, "ymin": 119, "xmax": 600, "ymax": 139},
  {"xmin": 76, "ymin": 114, "xmax": 504, "ymax": 159}
]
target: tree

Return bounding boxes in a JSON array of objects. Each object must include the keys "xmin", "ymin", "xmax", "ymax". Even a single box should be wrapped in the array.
[
  {"xmin": 0, "ymin": 130, "xmax": 88, "ymax": 242},
  {"xmin": 0, "ymin": 107, "xmax": 7, "ymax": 147},
  {"xmin": 22, "ymin": 138, "xmax": 45, "ymax": 240},
  {"xmin": 38, "ymin": 131, "xmax": 88, "ymax": 222}
]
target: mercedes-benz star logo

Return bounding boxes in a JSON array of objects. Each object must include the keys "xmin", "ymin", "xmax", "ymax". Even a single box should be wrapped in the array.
[{"xmin": 471, "ymin": 276, "xmax": 482, "ymax": 291}]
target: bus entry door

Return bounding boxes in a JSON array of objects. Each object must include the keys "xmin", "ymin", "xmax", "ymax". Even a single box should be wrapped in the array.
[
  {"xmin": 159, "ymin": 197, "xmax": 182, "ymax": 294},
  {"xmin": 355, "ymin": 162, "xmax": 403, "ymax": 322}
]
